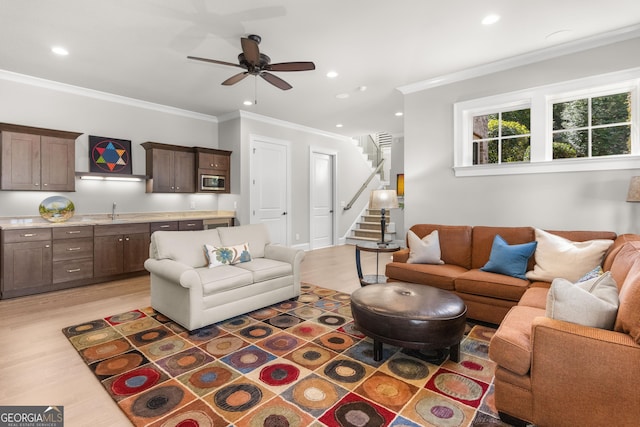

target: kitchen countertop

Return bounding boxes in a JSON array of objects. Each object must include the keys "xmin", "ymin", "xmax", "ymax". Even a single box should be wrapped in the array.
[{"xmin": 0, "ymin": 210, "xmax": 235, "ymax": 229}]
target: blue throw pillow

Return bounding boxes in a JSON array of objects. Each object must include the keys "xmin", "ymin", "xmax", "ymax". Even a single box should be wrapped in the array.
[{"xmin": 481, "ymin": 235, "xmax": 537, "ymax": 280}]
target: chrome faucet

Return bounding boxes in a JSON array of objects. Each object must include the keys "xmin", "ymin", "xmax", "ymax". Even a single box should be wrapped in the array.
[{"xmin": 112, "ymin": 202, "xmax": 117, "ymax": 220}]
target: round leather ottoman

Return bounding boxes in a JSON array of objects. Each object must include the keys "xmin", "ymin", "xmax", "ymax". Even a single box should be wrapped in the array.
[{"xmin": 350, "ymin": 282, "xmax": 467, "ymax": 361}]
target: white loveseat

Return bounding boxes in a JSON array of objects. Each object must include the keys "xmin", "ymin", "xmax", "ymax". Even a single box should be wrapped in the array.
[{"xmin": 144, "ymin": 223, "xmax": 305, "ymax": 330}]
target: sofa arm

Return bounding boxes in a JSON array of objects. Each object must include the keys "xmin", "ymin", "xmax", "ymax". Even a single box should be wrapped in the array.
[
  {"xmin": 530, "ymin": 316, "xmax": 640, "ymax": 426},
  {"xmin": 392, "ymin": 248, "xmax": 410, "ymax": 263},
  {"xmin": 264, "ymin": 244, "xmax": 305, "ymax": 267},
  {"xmin": 144, "ymin": 258, "xmax": 201, "ymax": 289}
]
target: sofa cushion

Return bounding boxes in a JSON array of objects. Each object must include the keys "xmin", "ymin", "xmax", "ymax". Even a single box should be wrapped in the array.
[
  {"xmin": 218, "ymin": 223, "xmax": 271, "ymax": 258},
  {"xmin": 407, "ymin": 229, "xmax": 444, "ymax": 264},
  {"xmin": 526, "ymin": 228, "xmax": 614, "ymax": 283},
  {"xmin": 234, "ymin": 258, "xmax": 293, "ymax": 282},
  {"xmin": 480, "ymin": 234, "xmax": 537, "ymax": 280},
  {"xmin": 407, "ymin": 224, "xmax": 472, "ymax": 269},
  {"xmin": 546, "ymin": 273, "xmax": 619, "ymax": 330},
  {"xmin": 385, "ymin": 262, "xmax": 467, "ymax": 291},
  {"xmin": 204, "ymin": 243, "xmax": 252, "ymax": 267},
  {"xmin": 614, "ymin": 253, "xmax": 640, "ymax": 344},
  {"xmin": 489, "ymin": 305, "xmax": 545, "ymax": 376},
  {"xmin": 518, "ymin": 287, "xmax": 549, "ymax": 309},
  {"xmin": 197, "ymin": 266, "xmax": 254, "ymax": 295},
  {"xmin": 151, "ymin": 229, "xmax": 222, "ymax": 268},
  {"xmin": 455, "ymin": 269, "xmax": 531, "ymax": 302}
]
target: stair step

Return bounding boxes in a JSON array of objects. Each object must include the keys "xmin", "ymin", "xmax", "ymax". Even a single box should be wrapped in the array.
[
  {"xmin": 353, "ymin": 229, "xmax": 396, "ymax": 238},
  {"xmin": 358, "ymin": 222, "xmax": 392, "ymax": 231}
]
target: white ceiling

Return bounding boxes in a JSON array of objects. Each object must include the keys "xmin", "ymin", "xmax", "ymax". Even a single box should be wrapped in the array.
[{"xmin": 2, "ymin": 0, "xmax": 640, "ymax": 138}]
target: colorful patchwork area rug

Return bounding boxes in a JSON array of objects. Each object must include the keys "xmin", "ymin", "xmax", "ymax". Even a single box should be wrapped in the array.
[{"xmin": 63, "ymin": 283, "xmax": 510, "ymax": 427}]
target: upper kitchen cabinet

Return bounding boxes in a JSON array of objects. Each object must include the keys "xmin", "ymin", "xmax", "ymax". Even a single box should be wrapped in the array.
[
  {"xmin": 142, "ymin": 142, "xmax": 195, "ymax": 193},
  {"xmin": 194, "ymin": 147, "xmax": 231, "ymax": 194},
  {"xmin": 0, "ymin": 123, "xmax": 82, "ymax": 191}
]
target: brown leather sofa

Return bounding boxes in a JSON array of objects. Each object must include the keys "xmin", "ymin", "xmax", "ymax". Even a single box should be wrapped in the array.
[
  {"xmin": 385, "ymin": 224, "xmax": 616, "ymax": 324},
  {"xmin": 386, "ymin": 225, "xmax": 640, "ymax": 426},
  {"xmin": 489, "ymin": 237, "xmax": 640, "ymax": 426}
]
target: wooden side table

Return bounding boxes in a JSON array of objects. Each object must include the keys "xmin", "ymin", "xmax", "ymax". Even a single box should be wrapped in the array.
[{"xmin": 355, "ymin": 242, "xmax": 401, "ymax": 286}]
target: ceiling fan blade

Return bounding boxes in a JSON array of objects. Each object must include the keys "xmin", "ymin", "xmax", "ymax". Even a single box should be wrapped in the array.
[
  {"xmin": 222, "ymin": 72, "xmax": 249, "ymax": 86},
  {"xmin": 268, "ymin": 62, "xmax": 316, "ymax": 72},
  {"xmin": 241, "ymin": 37, "xmax": 260, "ymax": 66},
  {"xmin": 260, "ymin": 72, "xmax": 292, "ymax": 90},
  {"xmin": 187, "ymin": 56, "xmax": 245, "ymax": 69}
]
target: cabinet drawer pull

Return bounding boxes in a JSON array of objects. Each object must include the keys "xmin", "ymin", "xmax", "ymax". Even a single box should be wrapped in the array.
[
  {"xmin": 160, "ymin": 225, "xmax": 171, "ymax": 228},
  {"xmin": 66, "ymin": 230, "xmax": 81, "ymax": 234},
  {"xmin": 186, "ymin": 223, "xmax": 195, "ymax": 227},
  {"xmin": 22, "ymin": 233, "xmax": 37, "ymax": 237},
  {"xmin": 67, "ymin": 247, "xmax": 81, "ymax": 251},
  {"xmin": 67, "ymin": 268, "xmax": 81, "ymax": 273}
]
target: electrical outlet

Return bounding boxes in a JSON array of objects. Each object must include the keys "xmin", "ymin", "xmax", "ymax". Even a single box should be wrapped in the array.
[
  {"xmin": 234, "ymin": 201, "xmax": 237, "ymax": 209},
  {"xmin": 295, "ymin": 233, "xmax": 300, "ymax": 241},
  {"xmin": 189, "ymin": 201, "xmax": 196, "ymax": 210}
]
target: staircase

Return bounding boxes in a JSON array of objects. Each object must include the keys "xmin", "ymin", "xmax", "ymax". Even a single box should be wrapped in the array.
[{"xmin": 346, "ymin": 209, "xmax": 397, "ymax": 245}]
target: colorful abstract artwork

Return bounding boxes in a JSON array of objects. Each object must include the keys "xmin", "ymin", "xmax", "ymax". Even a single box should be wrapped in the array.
[{"xmin": 89, "ymin": 135, "xmax": 132, "ymax": 174}]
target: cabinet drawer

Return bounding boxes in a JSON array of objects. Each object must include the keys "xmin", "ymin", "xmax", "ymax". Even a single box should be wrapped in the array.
[
  {"xmin": 3, "ymin": 228, "xmax": 52, "ymax": 243},
  {"xmin": 53, "ymin": 238, "xmax": 94, "ymax": 261},
  {"xmin": 53, "ymin": 259, "xmax": 94, "ymax": 284},
  {"xmin": 94, "ymin": 222, "xmax": 150, "ymax": 236},
  {"xmin": 150, "ymin": 221, "xmax": 179, "ymax": 233},
  {"xmin": 53, "ymin": 226, "xmax": 93, "ymax": 239},
  {"xmin": 179, "ymin": 219, "xmax": 204, "ymax": 231}
]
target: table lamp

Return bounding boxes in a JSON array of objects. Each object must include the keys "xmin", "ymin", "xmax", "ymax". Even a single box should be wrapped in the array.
[{"xmin": 369, "ymin": 189, "xmax": 399, "ymax": 246}]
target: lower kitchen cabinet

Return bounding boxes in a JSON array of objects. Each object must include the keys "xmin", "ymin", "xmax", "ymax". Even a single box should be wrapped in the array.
[
  {"xmin": 94, "ymin": 223, "xmax": 150, "ymax": 278},
  {"xmin": 1, "ymin": 229, "xmax": 52, "ymax": 298}
]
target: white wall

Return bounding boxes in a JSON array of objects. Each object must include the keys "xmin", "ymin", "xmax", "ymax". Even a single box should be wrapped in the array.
[
  {"xmin": 403, "ymin": 37, "xmax": 640, "ymax": 235},
  {"xmin": 0, "ymin": 74, "xmax": 220, "ymax": 217}
]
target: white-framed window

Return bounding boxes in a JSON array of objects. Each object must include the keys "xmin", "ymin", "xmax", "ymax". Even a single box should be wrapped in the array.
[{"xmin": 454, "ymin": 68, "xmax": 640, "ymax": 176}]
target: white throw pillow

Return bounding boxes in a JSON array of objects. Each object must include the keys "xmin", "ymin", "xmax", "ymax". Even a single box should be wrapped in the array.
[
  {"xmin": 546, "ymin": 272, "xmax": 619, "ymax": 330},
  {"xmin": 526, "ymin": 228, "xmax": 613, "ymax": 282},
  {"xmin": 407, "ymin": 230, "xmax": 444, "ymax": 265},
  {"xmin": 204, "ymin": 243, "xmax": 252, "ymax": 268}
]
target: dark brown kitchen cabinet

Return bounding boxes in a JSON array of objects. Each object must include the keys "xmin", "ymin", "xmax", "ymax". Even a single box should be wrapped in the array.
[
  {"xmin": 195, "ymin": 147, "xmax": 231, "ymax": 194},
  {"xmin": 1, "ymin": 228, "xmax": 52, "ymax": 298},
  {"xmin": 93, "ymin": 223, "xmax": 150, "ymax": 278},
  {"xmin": 142, "ymin": 142, "xmax": 195, "ymax": 193},
  {"xmin": 52, "ymin": 226, "xmax": 94, "ymax": 284},
  {"xmin": 0, "ymin": 123, "xmax": 81, "ymax": 191}
]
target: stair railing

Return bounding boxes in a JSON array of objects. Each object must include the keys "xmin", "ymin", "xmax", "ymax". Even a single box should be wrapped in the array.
[{"xmin": 343, "ymin": 159, "xmax": 384, "ymax": 211}]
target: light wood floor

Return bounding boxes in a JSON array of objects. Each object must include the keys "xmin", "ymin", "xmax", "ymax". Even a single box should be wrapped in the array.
[{"xmin": 0, "ymin": 244, "xmax": 391, "ymax": 426}]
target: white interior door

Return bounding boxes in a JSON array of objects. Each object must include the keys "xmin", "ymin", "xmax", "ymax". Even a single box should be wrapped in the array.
[
  {"xmin": 310, "ymin": 150, "xmax": 336, "ymax": 249},
  {"xmin": 250, "ymin": 136, "xmax": 289, "ymax": 245}
]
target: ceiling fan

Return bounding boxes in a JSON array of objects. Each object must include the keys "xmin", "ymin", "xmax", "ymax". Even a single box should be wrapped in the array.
[{"xmin": 187, "ymin": 34, "xmax": 315, "ymax": 91}]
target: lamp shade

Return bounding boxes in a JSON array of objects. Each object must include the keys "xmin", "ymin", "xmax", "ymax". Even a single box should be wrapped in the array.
[
  {"xmin": 627, "ymin": 177, "xmax": 640, "ymax": 202},
  {"xmin": 369, "ymin": 189, "xmax": 399, "ymax": 210}
]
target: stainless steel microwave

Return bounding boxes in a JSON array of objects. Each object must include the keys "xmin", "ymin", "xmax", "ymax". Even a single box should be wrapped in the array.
[{"xmin": 200, "ymin": 174, "xmax": 226, "ymax": 191}]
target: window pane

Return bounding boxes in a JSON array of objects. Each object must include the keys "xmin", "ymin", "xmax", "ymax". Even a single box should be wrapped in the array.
[
  {"xmin": 472, "ymin": 114, "xmax": 497, "ymax": 140},
  {"xmin": 502, "ymin": 137, "xmax": 530, "ymax": 163},
  {"xmin": 592, "ymin": 125, "xmax": 631, "ymax": 156},
  {"xmin": 553, "ymin": 130, "xmax": 588, "ymax": 158},
  {"xmin": 473, "ymin": 140, "xmax": 498, "ymax": 164},
  {"xmin": 553, "ymin": 99, "xmax": 588, "ymax": 130},
  {"xmin": 592, "ymin": 92, "xmax": 631, "ymax": 125},
  {"xmin": 502, "ymin": 109, "xmax": 530, "ymax": 136}
]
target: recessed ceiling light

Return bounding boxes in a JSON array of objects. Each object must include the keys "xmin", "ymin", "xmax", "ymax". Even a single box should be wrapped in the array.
[
  {"xmin": 336, "ymin": 93, "xmax": 350, "ymax": 99},
  {"xmin": 326, "ymin": 71, "xmax": 338, "ymax": 78},
  {"xmin": 51, "ymin": 46, "xmax": 69, "ymax": 56},
  {"xmin": 335, "ymin": 124, "xmax": 343, "ymax": 128},
  {"xmin": 395, "ymin": 112, "xmax": 403, "ymax": 117},
  {"xmin": 358, "ymin": 86, "xmax": 367, "ymax": 92},
  {"xmin": 243, "ymin": 100, "xmax": 253, "ymax": 106},
  {"xmin": 482, "ymin": 14, "xmax": 500, "ymax": 25}
]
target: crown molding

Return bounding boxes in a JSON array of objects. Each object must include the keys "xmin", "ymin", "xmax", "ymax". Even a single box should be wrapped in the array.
[
  {"xmin": 398, "ymin": 23, "xmax": 640, "ymax": 95},
  {"xmin": 0, "ymin": 69, "xmax": 218, "ymax": 122},
  {"xmin": 219, "ymin": 109, "xmax": 355, "ymax": 143}
]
